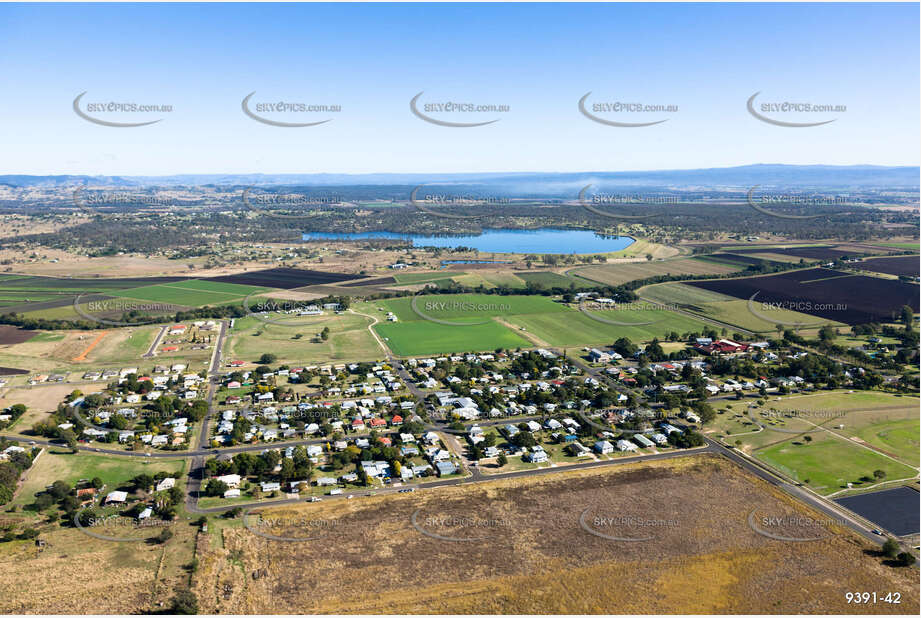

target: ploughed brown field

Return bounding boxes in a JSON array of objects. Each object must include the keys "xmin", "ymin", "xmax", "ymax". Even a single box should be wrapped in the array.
[{"xmin": 194, "ymin": 455, "xmax": 918, "ymax": 614}]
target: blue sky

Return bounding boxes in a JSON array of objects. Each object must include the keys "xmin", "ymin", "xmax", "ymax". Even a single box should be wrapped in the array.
[{"xmin": 0, "ymin": 2, "xmax": 917, "ymax": 175}]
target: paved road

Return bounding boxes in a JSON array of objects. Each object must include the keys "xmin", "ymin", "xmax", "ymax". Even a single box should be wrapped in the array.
[
  {"xmin": 189, "ymin": 443, "xmax": 715, "ymax": 514},
  {"xmin": 141, "ymin": 325, "xmax": 169, "ymax": 358},
  {"xmin": 704, "ymin": 437, "xmax": 888, "ymax": 546}
]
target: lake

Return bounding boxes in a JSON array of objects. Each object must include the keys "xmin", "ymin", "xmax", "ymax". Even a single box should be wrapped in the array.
[{"xmin": 301, "ymin": 228, "xmax": 634, "ymax": 254}]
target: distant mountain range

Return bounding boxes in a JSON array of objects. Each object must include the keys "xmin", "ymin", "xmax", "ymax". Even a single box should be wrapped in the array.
[{"xmin": 1, "ymin": 164, "xmax": 918, "ymax": 193}]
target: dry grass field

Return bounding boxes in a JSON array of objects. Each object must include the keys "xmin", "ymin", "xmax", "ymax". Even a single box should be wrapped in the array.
[
  {"xmin": 193, "ymin": 455, "xmax": 917, "ymax": 614},
  {"xmin": 0, "ymin": 521, "xmax": 198, "ymax": 614}
]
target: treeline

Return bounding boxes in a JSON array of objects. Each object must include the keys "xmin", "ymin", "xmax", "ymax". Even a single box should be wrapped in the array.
[
  {"xmin": 0, "ymin": 294, "xmax": 351, "ymax": 332},
  {"xmin": 0, "ymin": 439, "xmax": 35, "ymax": 505},
  {"xmin": 3, "ymin": 199, "xmax": 916, "ymax": 255}
]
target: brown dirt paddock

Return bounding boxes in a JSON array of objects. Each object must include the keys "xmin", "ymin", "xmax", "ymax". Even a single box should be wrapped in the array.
[
  {"xmin": 194, "ymin": 454, "xmax": 917, "ymax": 614},
  {"xmin": 0, "ymin": 325, "xmax": 36, "ymax": 345}
]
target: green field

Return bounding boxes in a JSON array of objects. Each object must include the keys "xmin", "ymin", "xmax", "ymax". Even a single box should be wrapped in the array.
[
  {"xmin": 393, "ymin": 271, "xmax": 466, "ymax": 284},
  {"xmin": 756, "ymin": 436, "xmax": 917, "ymax": 496},
  {"xmin": 855, "ymin": 419, "xmax": 921, "ymax": 466},
  {"xmin": 515, "ymin": 271, "xmax": 587, "ymax": 289},
  {"xmin": 571, "ymin": 257, "xmax": 741, "ymax": 287},
  {"xmin": 506, "ymin": 307, "xmax": 710, "ymax": 347},
  {"xmin": 876, "ymin": 242, "xmax": 920, "ymax": 250},
  {"xmin": 113, "ymin": 280, "xmax": 272, "ymax": 308},
  {"xmin": 365, "ymin": 293, "xmax": 712, "ymax": 353},
  {"xmin": 13, "ymin": 451, "xmax": 186, "ymax": 507},
  {"xmin": 709, "ymin": 391, "xmax": 920, "ymax": 495},
  {"xmin": 372, "ymin": 293, "xmax": 567, "ymax": 322},
  {"xmin": 374, "ymin": 318, "xmax": 530, "ymax": 356},
  {"xmin": 638, "ymin": 282, "xmax": 735, "ymax": 305},
  {"xmin": 637, "ymin": 282, "xmax": 839, "ymax": 333},
  {"xmin": 365, "ymin": 294, "xmax": 558, "ymax": 355},
  {"xmin": 226, "ymin": 312, "xmax": 384, "ymax": 364}
]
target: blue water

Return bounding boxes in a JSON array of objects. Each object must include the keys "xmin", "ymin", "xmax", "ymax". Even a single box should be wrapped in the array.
[{"xmin": 302, "ymin": 229, "xmax": 634, "ymax": 254}]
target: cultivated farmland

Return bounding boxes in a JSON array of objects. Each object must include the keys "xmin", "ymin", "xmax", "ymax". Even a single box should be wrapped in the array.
[
  {"xmin": 850, "ymin": 256, "xmax": 920, "ymax": 277},
  {"xmin": 686, "ymin": 269, "xmax": 919, "ymax": 325}
]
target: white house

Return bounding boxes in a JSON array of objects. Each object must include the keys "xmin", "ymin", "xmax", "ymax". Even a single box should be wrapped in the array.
[
  {"xmin": 216, "ymin": 474, "xmax": 242, "ymax": 488},
  {"xmin": 594, "ymin": 440, "xmax": 614, "ymax": 454}
]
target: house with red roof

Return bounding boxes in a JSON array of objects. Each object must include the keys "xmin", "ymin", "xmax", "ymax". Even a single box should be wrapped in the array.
[{"xmin": 695, "ymin": 339, "xmax": 750, "ymax": 356}]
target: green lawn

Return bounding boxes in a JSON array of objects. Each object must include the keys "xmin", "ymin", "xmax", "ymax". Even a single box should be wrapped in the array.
[
  {"xmin": 755, "ymin": 435, "xmax": 917, "ymax": 496},
  {"xmin": 374, "ymin": 318, "xmax": 530, "ymax": 356},
  {"xmin": 876, "ymin": 242, "xmax": 920, "ymax": 250},
  {"xmin": 226, "ymin": 313, "xmax": 384, "ymax": 364},
  {"xmin": 371, "ymin": 293, "xmax": 567, "ymax": 322},
  {"xmin": 14, "ymin": 451, "xmax": 186, "ymax": 506},
  {"xmin": 855, "ymin": 419, "xmax": 921, "ymax": 466}
]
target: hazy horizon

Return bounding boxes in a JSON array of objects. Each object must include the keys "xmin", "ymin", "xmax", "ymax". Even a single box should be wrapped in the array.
[{"xmin": 0, "ymin": 2, "xmax": 918, "ymax": 175}]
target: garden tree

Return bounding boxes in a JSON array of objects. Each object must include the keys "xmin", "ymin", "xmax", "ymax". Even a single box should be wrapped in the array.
[
  {"xmin": 645, "ymin": 339, "xmax": 665, "ymax": 362},
  {"xmin": 34, "ymin": 493, "xmax": 55, "ymax": 510},
  {"xmin": 482, "ymin": 432, "xmax": 497, "ymax": 447},
  {"xmin": 48, "ymin": 480, "xmax": 71, "ymax": 500},
  {"xmin": 873, "ymin": 469, "xmax": 886, "ymax": 480},
  {"xmin": 881, "ymin": 537, "xmax": 900, "ymax": 558},
  {"xmin": 803, "ymin": 435, "xmax": 812, "ymax": 443},
  {"xmin": 667, "ymin": 430, "xmax": 705, "ymax": 448},
  {"xmin": 155, "ymin": 528, "xmax": 173, "ymax": 544},
  {"xmin": 59, "ymin": 428, "xmax": 78, "ymax": 450},
  {"xmin": 818, "ymin": 325, "xmax": 837, "ymax": 342},
  {"xmin": 258, "ymin": 353, "xmax": 277, "ymax": 364},
  {"xmin": 691, "ymin": 401, "xmax": 716, "ymax": 424},
  {"xmin": 612, "ymin": 337, "xmax": 638, "ymax": 358},
  {"xmin": 512, "ymin": 432, "xmax": 537, "ymax": 448},
  {"xmin": 132, "ymin": 474, "xmax": 155, "ymax": 491},
  {"xmin": 171, "ymin": 589, "xmax": 198, "ymax": 614},
  {"xmin": 320, "ymin": 326, "xmax": 330, "ymax": 341},
  {"xmin": 896, "ymin": 552, "xmax": 916, "ymax": 567},
  {"xmin": 185, "ymin": 400, "xmax": 208, "ymax": 422},
  {"xmin": 204, "ymin": 479, "xmax": 229, "ymax": 497},
  {"xmin": 496, "ymin": 453, "xmax": 508, "ymax": 467},
  {"xmin": 900, "ymin": 305, "xmax": 913, "ymax": 327}
]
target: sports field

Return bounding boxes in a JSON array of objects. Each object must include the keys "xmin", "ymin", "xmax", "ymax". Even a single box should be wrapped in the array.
[
  {"xmin": 225, "ymin": 313, "xmax": 385, "ymax": 364},
  {"xmin": 0, "ymin": 325, "xmax": 162, "ymax": 374},
  {"xmin": 756, "ymin": 435, "xmax": 916, "ymax": 496},
  {"xmin": 374, "ymin": 318, "xmax": 530, "ymax": 356},
  {"xmin": 364, "ymin": 294, "xmax": 556, "ymax": 355},
  {"xmin": 710, "ymin": 391, "xmax": 919, "ymax": 496},
  {"xmin": 364, "ymin": 293, "xmax": 710, "ymax": 354}
]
